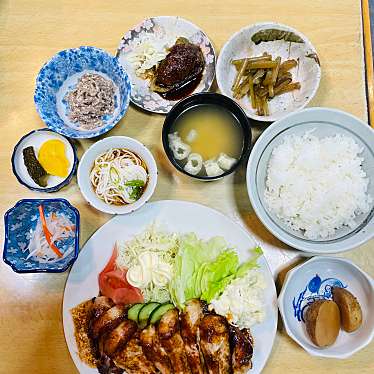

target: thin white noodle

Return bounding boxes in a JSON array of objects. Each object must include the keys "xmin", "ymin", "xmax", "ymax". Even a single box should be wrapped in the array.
[{"xmin": 90, "ymin": 148, "xmax": 148, "ymax": 206}]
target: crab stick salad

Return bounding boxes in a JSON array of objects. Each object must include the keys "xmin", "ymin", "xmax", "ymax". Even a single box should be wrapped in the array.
[{"xmin": 25, "ymin": 205, "xmax": 76, "ymax": 263}]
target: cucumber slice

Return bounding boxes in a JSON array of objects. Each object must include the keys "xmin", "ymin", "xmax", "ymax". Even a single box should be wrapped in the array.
[
  {"xmin": 138, "ymin": 302, "xmax": 160, "ymax": 328},
  {"xmin": 127, "ymin": 303, "xmax": 144, "ymax": 323},
  {"xmin": 149, "ymin": 303, "xmax": 175, "ymax": 325}
]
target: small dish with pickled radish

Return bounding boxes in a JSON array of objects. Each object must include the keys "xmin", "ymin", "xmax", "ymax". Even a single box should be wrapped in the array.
[{"xmin": 3, "ymin": 198, "xmax": 79, "ymax": 273}]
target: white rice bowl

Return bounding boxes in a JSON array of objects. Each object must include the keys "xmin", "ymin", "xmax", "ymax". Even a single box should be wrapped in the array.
[
  {"xmin": 246, "ymin": 107, "xmax": 374, "ymax": 253},
  {"xmin": 264, "ymin": 131, "xmax": 373, "ymax": 239}
]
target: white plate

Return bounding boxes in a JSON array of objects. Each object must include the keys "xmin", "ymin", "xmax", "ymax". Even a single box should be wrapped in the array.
[
  {"xmin": 63, "ymin": 200, "xmax": 277, "ymax": 374},
  {"xmin": 217, "ymin": 22, "xmax": 321, "ymax": 122},
  {"xmin": 117, "ymin": 16, "xmax": 216, "ymax": 114}
]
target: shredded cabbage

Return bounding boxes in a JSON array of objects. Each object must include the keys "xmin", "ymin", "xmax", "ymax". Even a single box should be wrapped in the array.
[
  {"xmin": 116, "ymin": 225, "xmax": 263, "ymax": 309},
  {"xmin": 116, "ymin": 224, "xmax": 179, "ymax": 303}
]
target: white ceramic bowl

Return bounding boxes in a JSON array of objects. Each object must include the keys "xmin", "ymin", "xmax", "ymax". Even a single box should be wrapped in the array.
[
  {"xmin": 278, "ymin": 256, "xmax": 374, "ymax": 359},
  {"xmin": 77, "ymin": 136, "xmax": 157, "ymax": 214},
  {"xmin": 247, "ymin": 107, "xmax": 374, "ymax": 253},
  {"xmin": 217, "ymin": 22, "xmax": 321, "ymax": 121}
]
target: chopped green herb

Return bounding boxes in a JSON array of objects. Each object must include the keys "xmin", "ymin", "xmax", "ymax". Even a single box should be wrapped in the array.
[
  {"xmin": 110, "ymin": 167, "xmax": 120, "ymax": 184},
  {"xmin": 125, "ymin": 179, "xmax": 145, "ymax": 187},
  {"xmin": 129, "ymin": 186, "xmax": 144, "ymax": 201}
]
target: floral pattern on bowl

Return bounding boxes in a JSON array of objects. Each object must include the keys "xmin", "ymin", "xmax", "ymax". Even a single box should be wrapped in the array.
[
  {"xmin": 278, "ymin": 256, "xmax": 374, "ymax": 359},
  {"xmin": 34, "ymin": 46, "xmax": 131, "ymax": 139},
  {"xmin": 293, "ymin": 274, "xmax": 347, "ymax": 322},
  {"xmin": 3, "ymin": 199, "xmax": 80, "ymax": 273},
  {"xmin": 117, "ymin": 16, "xmax": 216, "ymax": 114}
]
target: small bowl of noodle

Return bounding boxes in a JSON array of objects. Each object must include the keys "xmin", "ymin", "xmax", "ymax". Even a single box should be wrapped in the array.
[{"xmin": 77, "ymin": 136, "xmax": 157, "ymax": 214}]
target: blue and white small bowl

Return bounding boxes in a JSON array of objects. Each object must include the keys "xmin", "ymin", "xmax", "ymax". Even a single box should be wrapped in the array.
[
  {"xmin": 278, "ymin": 256, "xmax": 374, "ymax": 358},
  {"xmin": 34, "ymin": 46, "xmax": 131, "ymax": 139},
  {"xmin": 3, "ymin": 199, "xmax": 80, "ymax": 273},
  {"xmin": 11, "ymin": 128, "xmax": 78, "ymax": 192}
]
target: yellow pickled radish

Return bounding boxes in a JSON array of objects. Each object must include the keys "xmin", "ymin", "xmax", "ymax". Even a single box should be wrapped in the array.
[{"xmin": 38, "ymin": 139, "xmax": 69, "ymax": 177}]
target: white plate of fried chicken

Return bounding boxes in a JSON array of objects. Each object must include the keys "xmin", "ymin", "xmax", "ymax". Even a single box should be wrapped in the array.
[{"xmin": 63, "ymin": 200, "xmax": 277, "ymax": 373}]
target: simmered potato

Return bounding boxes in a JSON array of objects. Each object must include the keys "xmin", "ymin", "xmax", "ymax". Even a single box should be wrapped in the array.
[
  {"xmin": 332, "ymin": 287, "xmax": 363, "ymax": 332},
  {"xmin": 305, "ymin": 300, "xmax": 340, "ymax": 347}
]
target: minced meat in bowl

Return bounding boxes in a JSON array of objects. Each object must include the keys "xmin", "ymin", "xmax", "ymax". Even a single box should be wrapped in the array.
[{"xmin": 34, "ymin": 46, "xmax": 131, "ymax": 139}]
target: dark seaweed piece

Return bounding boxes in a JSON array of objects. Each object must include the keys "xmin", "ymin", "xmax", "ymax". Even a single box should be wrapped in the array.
[
  {"xmin": 251, "ymin": 29, "xmax": 304, "ymax": 45},
  {"xmin": 306, "ymin": 52, "xmax": 321, "ymax": 66},
  {"xmin": 22, "ymin": 146, "xmax": 48, "ymax": 187}
]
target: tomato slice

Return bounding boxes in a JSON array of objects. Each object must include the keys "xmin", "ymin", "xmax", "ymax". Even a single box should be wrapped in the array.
[
  {"xmin": 98, "ymin": 244, "xmax": 144, "ymax": 305},
  {"xmin": 111, "ymin": 285, "xmax": 144, "ymax": 305}
]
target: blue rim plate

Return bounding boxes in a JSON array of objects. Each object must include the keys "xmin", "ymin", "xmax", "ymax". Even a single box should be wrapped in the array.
[
  {"xmin": 11, "ymin": 128, "xmax": 78, "ymax": 193},
  {"xmin": 34, "ymin": 46, "xmax": 131, "ymax": 139},
  {"xmin": 3, "ymin": 198, "xmax": 80, "ymax": 273}
]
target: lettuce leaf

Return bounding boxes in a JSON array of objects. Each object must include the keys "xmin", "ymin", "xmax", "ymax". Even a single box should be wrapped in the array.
[
  {"xmin": 169, "ymin": 234, "xmax": 262, "ymax": 308},
  {"xmin": 235, "ymin": 246, "xmax": 263, "ymax": 279},
  {"xmin": 200, "ymin": 250, "xmax": 238, "ymax": 302}
]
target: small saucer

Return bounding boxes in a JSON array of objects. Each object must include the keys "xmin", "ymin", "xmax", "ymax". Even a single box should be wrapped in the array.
[
  {"xmin": 12, "ymin": 128, "xmax": 78, "ymax": 192},
  {"xmin": 278, "ymin": 256, "xmax": 374, "ymax": 358}
]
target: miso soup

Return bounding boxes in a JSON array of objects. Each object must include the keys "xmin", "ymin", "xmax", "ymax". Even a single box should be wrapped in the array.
[{"xmin": 168, "ymin": 104, "xmax": 244, "ymax": 177}]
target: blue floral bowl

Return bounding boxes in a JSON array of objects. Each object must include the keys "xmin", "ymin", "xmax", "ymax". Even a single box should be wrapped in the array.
[
  {"xmin": 34, "ymin": 46, "xmax": 131, "ymax": 139},
  {"xmin": 278, "ymin": 256, "xmax": 374, "ymax": 358},
  {"xmin": 3, "ymin": 199, "xmax": 80, "ymax": 273}
]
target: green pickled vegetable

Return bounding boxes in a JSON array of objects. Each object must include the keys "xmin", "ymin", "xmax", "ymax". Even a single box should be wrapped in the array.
[
  {"xmin": 251, "ymin": 29, "xmax": 304, "ymax": 45},
  {"xmin": 22, "ymin": 146, "xmax": 48, "ymax": 187}
]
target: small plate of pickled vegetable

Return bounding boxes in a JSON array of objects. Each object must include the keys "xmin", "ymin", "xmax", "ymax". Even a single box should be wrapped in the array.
[
  {"xmin": 3, "ymin": 198, "xmax": 80, "ymax": 273},
  {"xmin": 11, "ymin": 128, "xmax": 77, "ymax": 192},
  {"xmin": 216, "ymin": 22, "xmax": 321, "ymax": 121}
]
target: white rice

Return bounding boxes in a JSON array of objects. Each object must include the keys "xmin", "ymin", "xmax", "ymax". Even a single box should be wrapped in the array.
[{"xmin": 264, "ymin": 131, "xmax": 372, "ymax": 239}]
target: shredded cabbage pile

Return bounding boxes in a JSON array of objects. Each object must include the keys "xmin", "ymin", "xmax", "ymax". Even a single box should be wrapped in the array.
[
  {"xmin": 211, "ymin": 269, "xmax": 266, "ymax": 328},
  {"xmin": 116, "ymin": 225, "xmax": 264, "ymax": 315},
  {"xmin": 116, "ymin": 224, "xmax": 179, "ymax": 302}
]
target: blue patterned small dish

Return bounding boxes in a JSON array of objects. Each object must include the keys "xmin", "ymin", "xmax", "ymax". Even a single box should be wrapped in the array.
[
  {"xmin": 3, "ymin": 199, "xmax": 80, "ymax": 273},
  {"xmin": 34, "ymin": 46, "xmax": 131, "ymax": 139},
  {"xmin": 278, "ymin": 256, "xmax": 374, "ymax": 358}
]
